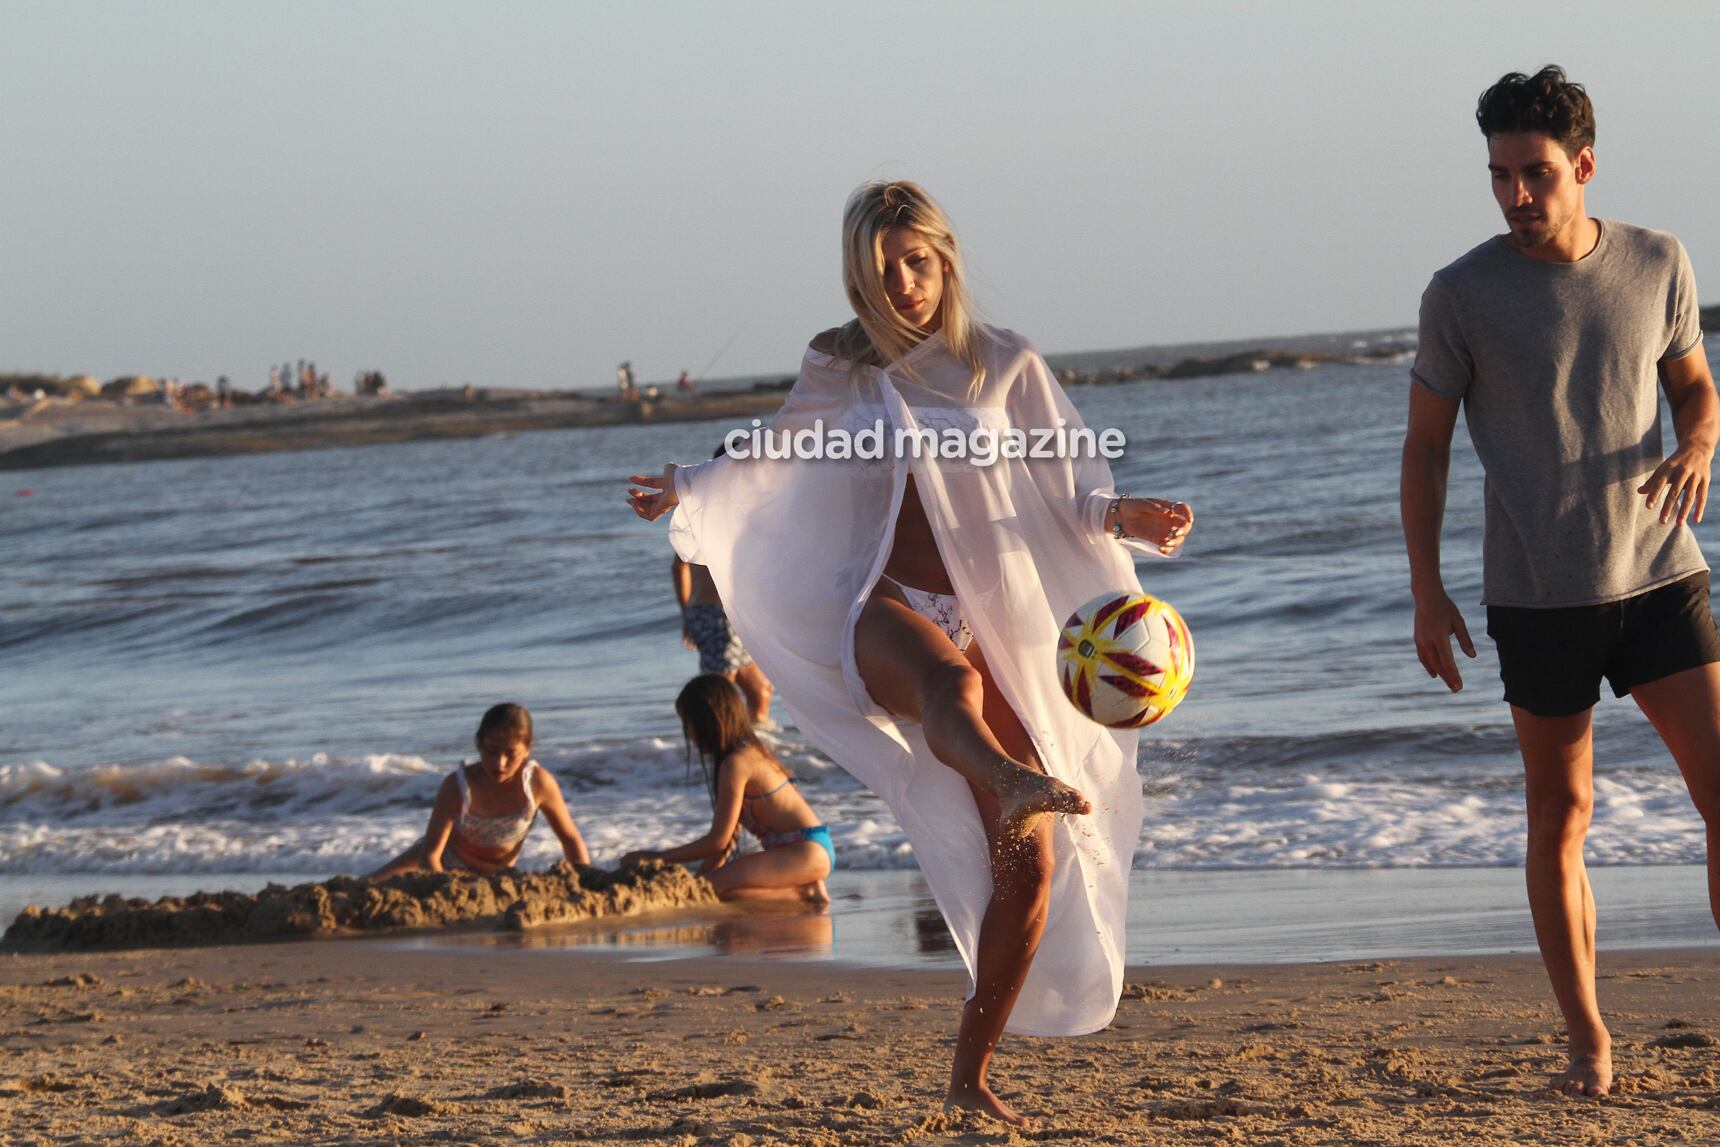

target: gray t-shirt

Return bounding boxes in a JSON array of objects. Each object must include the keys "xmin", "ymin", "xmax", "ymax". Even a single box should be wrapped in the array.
[{"xmin": 1413, "ymin": 219, "xmax": 1708, "ymax": 607}]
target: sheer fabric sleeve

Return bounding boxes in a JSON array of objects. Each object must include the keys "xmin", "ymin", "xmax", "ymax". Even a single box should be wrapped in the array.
[
  {"xmin": 1009, "ymin": 341, "xmax": 1167, "ymax": 560},
  {"xmin": 668, "ymin": 350, "xmax": 855, "ymax": 565}
]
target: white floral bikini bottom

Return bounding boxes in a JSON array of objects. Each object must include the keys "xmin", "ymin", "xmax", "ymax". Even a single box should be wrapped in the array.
[{"xmin": 878, "ymin": 574, "xmax": 974, "ymax": 652}]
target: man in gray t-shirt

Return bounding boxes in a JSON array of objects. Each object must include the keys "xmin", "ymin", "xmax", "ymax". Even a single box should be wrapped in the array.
[{"xmin": 1401, "ymin": 66, "xmax": 1719, "ymax": 1100}]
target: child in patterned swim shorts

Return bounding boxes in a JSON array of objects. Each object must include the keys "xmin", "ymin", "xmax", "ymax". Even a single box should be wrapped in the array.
[{"xmin": 670, "ymin": 444, "xmax": 775, "ymax": 724}]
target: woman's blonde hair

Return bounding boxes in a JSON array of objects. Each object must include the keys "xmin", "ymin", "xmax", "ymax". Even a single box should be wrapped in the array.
[{"xmin": 830, "ymin": 180, "xmax": 987, "ymax": 393}]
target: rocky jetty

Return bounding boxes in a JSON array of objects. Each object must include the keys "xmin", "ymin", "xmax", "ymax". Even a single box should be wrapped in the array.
[
  {"xmin": 16, "ymin": 314, "xmax": 1711, "ymax": 471},
  {"xmin": 0, "ymin": 387, "xmax": 787, "ymax": 471},
  {"xmin": 1052, "ymin": 343, "xmax": 1413, "ymax": 388}
]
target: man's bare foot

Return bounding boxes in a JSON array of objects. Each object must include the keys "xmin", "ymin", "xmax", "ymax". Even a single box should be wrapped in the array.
[
  {"xmin": 945, "ymin": 1081, "xmax": 1027, "ymax": 1126},
  {"xmin": 800, "ymin": 880, "xmax": 831, "ymax": 905},
  {"xmin": 1551, "ymin": 1049, "xmax": 1613, "ymax": 1098},
  {"xmin": 998, "ymin": 769, "xmax": 1091, "ymax": 831}
]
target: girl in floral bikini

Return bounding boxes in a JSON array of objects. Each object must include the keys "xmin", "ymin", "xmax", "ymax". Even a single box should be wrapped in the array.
[
  {"xmin": 368, "ymin": 703, "xmax": 590, "ymax": 880},
  {"xmin": 622, "ymin": 675, "xmax": 832, "ymax": 903}
]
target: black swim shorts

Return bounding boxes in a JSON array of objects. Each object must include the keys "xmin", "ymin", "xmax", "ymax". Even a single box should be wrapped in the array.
[{"xmin": 1485, "ymin": 570, "xmax": 1720, "ymax": 718}]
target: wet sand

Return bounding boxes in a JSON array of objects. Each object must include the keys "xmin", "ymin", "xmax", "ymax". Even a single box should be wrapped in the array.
[
  {"xmin": 3, "ymin": 933, "xmax": 1714, "ymax": 1144},
  {"xmin": 9, "ymin": 866, "xmax": 1712, "ymax": 968}
]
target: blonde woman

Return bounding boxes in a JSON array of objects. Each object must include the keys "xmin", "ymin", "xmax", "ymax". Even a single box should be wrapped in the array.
[{"xmin": 626, "ymin": 181, "xmax": 1191, "ymax": 1124}]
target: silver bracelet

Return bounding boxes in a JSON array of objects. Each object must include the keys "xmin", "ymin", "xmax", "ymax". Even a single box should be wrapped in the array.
[{"xmin": 1109, "ymin": 494, "xmax": 1129, "ymax": 539}]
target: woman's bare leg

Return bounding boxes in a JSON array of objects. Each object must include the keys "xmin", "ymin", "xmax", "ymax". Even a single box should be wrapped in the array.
[
  {"xmin": 944, "ymin": 642, "xmax": 1055, "ymax": 1126},
  {"xmin": 854, "ymin": 594, "xmax": 1090, "ymax": 825},
  {"xmin": 857, "ymin": 597, "xmax": 1072, "ymax": 1124}
]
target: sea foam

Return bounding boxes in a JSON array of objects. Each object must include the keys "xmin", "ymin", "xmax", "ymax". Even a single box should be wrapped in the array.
[{"xmin": 0, "ymin": 732, "xmax": 1706, "ymax": 874}]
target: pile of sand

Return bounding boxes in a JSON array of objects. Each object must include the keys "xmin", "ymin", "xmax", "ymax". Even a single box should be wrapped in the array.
[{"xmin": 0, "ymin": 861, "xmax": 715, "ymax": 952}]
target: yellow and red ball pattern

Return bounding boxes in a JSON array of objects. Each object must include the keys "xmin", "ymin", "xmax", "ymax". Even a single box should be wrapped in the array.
[{"xmin": 1056, "ymin": 592, "xmax": 1194, "ymax": 728}]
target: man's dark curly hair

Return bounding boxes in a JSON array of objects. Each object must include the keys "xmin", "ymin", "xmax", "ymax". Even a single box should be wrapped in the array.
[{"xmin": 1476, "ymin": 66, "xmax": 1595, "ymax": 157}]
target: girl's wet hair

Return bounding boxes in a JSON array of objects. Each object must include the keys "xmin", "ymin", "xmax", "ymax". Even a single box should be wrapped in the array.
[
  {"xmin": 474, "ymin": 702, "xmax": 534, "ymax": 748},
  {"xmin": 675, "ymin": 674, "xmax": 774, "ymax": 800}
]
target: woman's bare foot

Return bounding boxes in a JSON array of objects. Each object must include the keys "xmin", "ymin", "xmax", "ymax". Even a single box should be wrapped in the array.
[
  {"xmin": 997, "ymin": 769, "xmax": 1090, "ymax": 831},
  {"xmin": 800, "ymin": 880, "xmax": 831, "ymax": 905},
  {"xmin": 1552, "ymin": 1049, "xmax": 1613, "ymax": 1097},
  {"xmin": 945, "ymin": 1081, "xmax": 1027, "ymax": 1126}
]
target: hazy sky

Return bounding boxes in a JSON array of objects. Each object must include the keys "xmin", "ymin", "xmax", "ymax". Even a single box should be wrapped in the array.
[{"xmin": 5, "ymin": 1, "xmax": 1717, "ymax": 391}]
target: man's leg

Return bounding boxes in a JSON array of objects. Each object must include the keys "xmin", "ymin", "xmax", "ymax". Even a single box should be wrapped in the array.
[
  {"xmin": 1629, "ymin": 661, "xmax": 1720, "ymax": 929},
  {"xmin": 1511, "ymin": 704, "xmax": 1613, "ymax": 1097}
]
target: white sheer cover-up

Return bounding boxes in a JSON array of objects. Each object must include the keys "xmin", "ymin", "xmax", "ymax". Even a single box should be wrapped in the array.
[{"xmin": 669, "ymin": 327, "xmax": 1159, "ymax": 1036}]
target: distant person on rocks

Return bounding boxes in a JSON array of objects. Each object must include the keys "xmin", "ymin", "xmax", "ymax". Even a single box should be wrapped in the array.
[
  {"xmin": 354, "ymin": 370, "xmax": 390, "ymax": 397},
  {"xmin": 367, "ymin": 703, "xmax": 590, "ymax": 880},
  {"xmin": 617, "ymin": 361, "xmax": 638, "ymax": 401},
  {"xmin": 672, "ymin": 444, "xmax": 774, "ymax": 725},
  {"xmin": 1401, "ymin": 66, "xmax": 1719, "ymax": 1099},
  {"xmin": 677, "ymin": 369, "xmax": 696, "ymax": 394}
]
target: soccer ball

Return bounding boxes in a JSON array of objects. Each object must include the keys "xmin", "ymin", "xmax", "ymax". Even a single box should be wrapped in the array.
[{"xmin": 1056, "ymin": 592, "xmax": 1194, "ymax": 728}]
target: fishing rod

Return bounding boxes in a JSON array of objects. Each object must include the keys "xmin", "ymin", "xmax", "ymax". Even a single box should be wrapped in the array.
[{"xmin": 691, "ymin": 327, "xmax": 742, "ymax": 384}]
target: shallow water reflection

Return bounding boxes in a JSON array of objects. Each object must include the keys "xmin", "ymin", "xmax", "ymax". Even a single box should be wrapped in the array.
[{"xmin": 483, "ymin": 903, "xmax": 838, "ymax": 960}]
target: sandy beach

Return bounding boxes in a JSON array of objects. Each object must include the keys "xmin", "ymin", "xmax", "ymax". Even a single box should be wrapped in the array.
[{"xmin": 3, "ymin": 930, "xmax": 1715, "ymax": 1145}]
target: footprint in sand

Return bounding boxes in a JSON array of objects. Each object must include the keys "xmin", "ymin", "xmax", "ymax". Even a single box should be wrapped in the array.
[
  {"xmin": 366, "ymin": 1091, "xmax": 439, "ymax": 1117},
  {"xmin": 484, "ymin": 1078, "xmax": 568, "ymax": 1100},
  {"xmin": 1649, "ymin": 1030, "xmax": 1716, "ymax": 1050},
  {"xmin": 646, "ymin": 1078, "xmax": 762, "ymax": 1101}
]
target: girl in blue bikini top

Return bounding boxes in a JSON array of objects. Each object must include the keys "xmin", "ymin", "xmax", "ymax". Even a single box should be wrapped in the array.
[{"xmin": 621, "ymin": 674, "xmax": 833, "ymax": 903}]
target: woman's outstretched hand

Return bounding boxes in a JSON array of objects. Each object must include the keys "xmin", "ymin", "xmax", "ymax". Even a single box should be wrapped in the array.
[
  {"xmin": 1121, "ymin": 497, "xmax": 1194, "ymax": 556},
  {"xmin": 626, "ymin": 463, "xmax": 681, "ymax": 522}
]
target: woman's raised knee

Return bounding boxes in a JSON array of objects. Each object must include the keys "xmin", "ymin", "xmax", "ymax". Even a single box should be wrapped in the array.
[{"xmin": 917, "ymin": 660, "xmax": 984, "ymax": 719}]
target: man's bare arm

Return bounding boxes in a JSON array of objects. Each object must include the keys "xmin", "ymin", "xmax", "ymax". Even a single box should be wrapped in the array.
[
  {"xmin": 1641, "ymin": 350, "xmax": 1719, "ymax": 525},
  {"xmin": 1401, "ymin": 382, "xmax": 1476, "ymax": 692}
]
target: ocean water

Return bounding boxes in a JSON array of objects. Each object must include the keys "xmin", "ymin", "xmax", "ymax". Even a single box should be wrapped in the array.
[{"xmin": 2, "ymin": 335, "xmax": 1716, "ymax": 910}]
